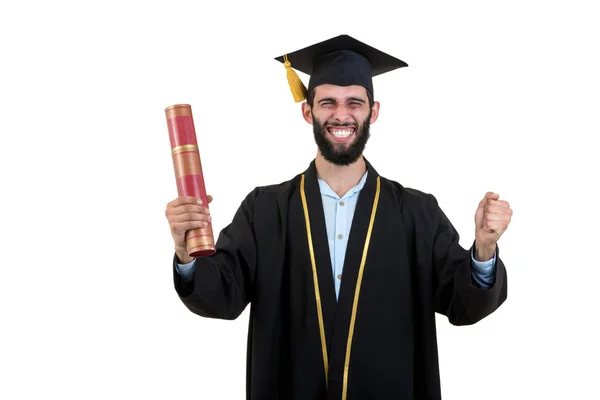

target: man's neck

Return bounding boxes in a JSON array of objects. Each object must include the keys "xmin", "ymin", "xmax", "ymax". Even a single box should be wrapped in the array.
[{"xmin": 315, "ymin": 153, "xmax": 367, "ymax": 198}]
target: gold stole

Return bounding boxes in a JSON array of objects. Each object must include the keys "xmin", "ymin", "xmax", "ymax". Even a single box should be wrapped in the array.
[{"xmin": 300, "ymin": 174, "xmax": 381, "ymax": 400}]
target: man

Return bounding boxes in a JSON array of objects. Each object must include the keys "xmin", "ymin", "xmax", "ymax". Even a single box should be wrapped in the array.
[{"xmin": 165, "ymin": 35, "xmax": 511, "ymax": 399}]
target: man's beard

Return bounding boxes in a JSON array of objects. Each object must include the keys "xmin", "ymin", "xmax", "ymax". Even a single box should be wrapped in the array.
[{"xmin": 312, "ymin": 111, "xmax": 372, "ymax": 166}]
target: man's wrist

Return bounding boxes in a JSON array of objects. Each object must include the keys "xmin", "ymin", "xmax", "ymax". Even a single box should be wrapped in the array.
[
  {"xmin": 175, "ymin": 246, "xmax": 194, "ymax": 265},
  {"xmin": 474, "ymin": 240, "xmax": 496, "ymax": 262}
]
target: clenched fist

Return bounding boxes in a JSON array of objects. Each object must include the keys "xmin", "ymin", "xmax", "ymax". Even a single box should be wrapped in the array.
[
  {"xmin": 165, "ymin": 195, "xmax": 213, "ymax": 264},
  {"xmin": 474, "ymin": 192, "xmax": 512, "ymax": 261}
]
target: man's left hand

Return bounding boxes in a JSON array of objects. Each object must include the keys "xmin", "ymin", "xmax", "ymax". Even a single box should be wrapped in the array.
[{"xmin": 474, "ymin": 192, "xmax": 513, "ymax": 261}]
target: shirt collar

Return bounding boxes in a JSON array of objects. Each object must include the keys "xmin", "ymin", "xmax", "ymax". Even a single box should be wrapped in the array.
[{"xmin": 317, "ymin": 170, "xmax": 369, "ymax": 200}]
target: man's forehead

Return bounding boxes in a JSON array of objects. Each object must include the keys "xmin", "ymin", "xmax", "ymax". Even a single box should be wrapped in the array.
[{"xmin": 313, "ymin": 84, "xmax": 369, "ymax": 100}]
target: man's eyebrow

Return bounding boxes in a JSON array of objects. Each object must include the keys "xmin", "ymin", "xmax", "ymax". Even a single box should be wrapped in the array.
[
  {"xmin": 346, "ymin": 97, "xmax": 366, "ymax": 103},
  {"xmin": 318, "ymin": 97, "xmax": 338, "ymax": 104},
  {"xmin": 318, "ymin": 96, "xmax": 367, "ymax": 104}
]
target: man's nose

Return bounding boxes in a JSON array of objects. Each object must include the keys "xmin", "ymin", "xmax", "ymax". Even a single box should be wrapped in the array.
[{"xmin": 332, "ymin": 104, "xmax": 352, "ymax": 122}]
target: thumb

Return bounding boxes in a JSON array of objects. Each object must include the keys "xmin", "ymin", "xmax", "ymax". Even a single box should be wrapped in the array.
[
  {"xmin": 487, "ymin": 192, "xmax": 500, "ymax": 201},
  {"xmin": 479, "ymin": 191, "xmax": 499, "ymax": 207},
  {"xmin": 207, "ymin": 194, "xmax": 214, "ymax": 204}
]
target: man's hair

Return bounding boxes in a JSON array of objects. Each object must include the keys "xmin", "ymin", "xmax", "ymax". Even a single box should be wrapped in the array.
[{"xmin": 306, "ymin": 87, "xmax": 375, "ymax": 108}]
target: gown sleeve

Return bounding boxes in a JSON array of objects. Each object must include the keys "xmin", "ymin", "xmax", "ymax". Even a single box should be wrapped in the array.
[
  {"xmin": 173, "ymin": 189, "xmax": 258, "ymax": 320},
  {"xmin": 429, "ymin": 194, "xmax": 508, "ymax": 325}
]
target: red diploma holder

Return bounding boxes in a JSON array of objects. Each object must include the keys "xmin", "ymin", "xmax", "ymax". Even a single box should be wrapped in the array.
[{"xmin": 165, "ymin": 104, "xmax": 216, "ymax": 257}]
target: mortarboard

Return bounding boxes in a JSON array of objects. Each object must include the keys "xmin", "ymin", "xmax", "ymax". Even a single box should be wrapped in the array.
[{"xmin": 275, "ymin": 34, "xmax": 408, "ymax": 102}]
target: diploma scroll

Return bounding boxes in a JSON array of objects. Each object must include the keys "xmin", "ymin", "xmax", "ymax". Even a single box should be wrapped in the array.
[{"xmin": 165, "ymin": 104, "xmax": 216, "ymax": 257}]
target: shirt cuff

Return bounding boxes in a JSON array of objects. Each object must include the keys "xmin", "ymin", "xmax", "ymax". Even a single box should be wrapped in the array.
[
  {"xmin": 470, "ymin": 248, "xmax": 496, "ymax": 288},
  {"xmin": 176, "ymin": 259, "xmax": 196, "ymax": 281}
]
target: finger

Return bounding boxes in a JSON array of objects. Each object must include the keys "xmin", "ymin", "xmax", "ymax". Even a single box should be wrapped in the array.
[
  {"xmin": 486, "ymin": 192, "xmax": 500, "ymax": 201},
  {"xmin": 480, "ymin": 217, "xmax": 506, "ymax": 231},
  {"xmin": 167, "ymin": 196, "xmax": 202, "ymax": 208},
  {"xmin": 484, "ymin": 205, "xmax": 514, "ymax": 216},
  {"xmin": 479, "ymin": 192, "xmax": 499, "ymax": 207},
  {"xmin": 485, "ymin": 199, "xmax": 510, "ymax": 209},
  {"xmin": 197, "ymin": 195, "xmax": 215, "ymax": 206},
  {"xmin": 484, "ymin": 213, "xmax": 512, "ymax": 222},
  {"xmin": 168, "ymin": 212, "xmax": 212, "ymax": 223},
  {"xmin": 167, "ymin": 204, "xmax": 211, "ymax": 216},
  {"xmin": 170, "ymin": 220, "xmax": 210, "ymax": 234},
  {"xmin": 479, "ymin": 192, "xmax": 491, "ymax": 207}
]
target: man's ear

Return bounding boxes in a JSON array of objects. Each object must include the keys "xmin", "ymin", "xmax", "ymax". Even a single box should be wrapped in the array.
[
  {"xmin": 370, "ymin": 101, "xmax": 380, "ymax": 123},
  {"xmin": 302, "ymin": 102, "xmax": 313, "ymax": 125}
]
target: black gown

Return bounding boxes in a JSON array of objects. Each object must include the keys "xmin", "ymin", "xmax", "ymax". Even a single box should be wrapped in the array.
[{"xmin": 173, "ymin": 159, "xmax": 507, "ymax": 400}]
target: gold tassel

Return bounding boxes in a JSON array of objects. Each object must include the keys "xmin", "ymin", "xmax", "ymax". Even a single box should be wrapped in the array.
[{"xmin": 283, "ymin": 54, "xmax": 307, "ymax": 102}]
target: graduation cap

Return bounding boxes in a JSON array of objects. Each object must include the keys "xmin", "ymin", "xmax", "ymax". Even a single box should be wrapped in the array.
[{"xmin": 275, "ymin": 34, "xmax": 408, "ymax": 102}]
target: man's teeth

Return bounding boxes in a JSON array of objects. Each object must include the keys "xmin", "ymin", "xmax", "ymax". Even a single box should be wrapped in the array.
[{"xmin": 331, "ymin": 130, "xmax": 353, "ymax": 138}]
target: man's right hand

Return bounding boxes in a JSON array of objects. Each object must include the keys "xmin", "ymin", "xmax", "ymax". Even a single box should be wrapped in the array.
[{"xmin": 165, "ymin": 195, "xmax": 213, "ymax": 264}]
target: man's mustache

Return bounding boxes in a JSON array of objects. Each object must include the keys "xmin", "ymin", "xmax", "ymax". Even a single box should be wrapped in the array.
[{"xmin": 324, "ymin": 122, "xmax": 358, "ymax": 128}]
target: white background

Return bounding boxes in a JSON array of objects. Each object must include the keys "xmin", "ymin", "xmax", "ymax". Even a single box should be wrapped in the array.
[{"xmin": 1, "ymin": 1, "xmax": 598, "ymax": 399}]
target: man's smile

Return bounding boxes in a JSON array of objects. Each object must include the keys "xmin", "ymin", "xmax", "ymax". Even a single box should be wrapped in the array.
[{"xmin": 327, "ymin": 126, "xmax": 356, "ymax": 143}]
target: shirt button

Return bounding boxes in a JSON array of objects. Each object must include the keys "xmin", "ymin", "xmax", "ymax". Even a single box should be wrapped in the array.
[
  {"xmin": 339, "ymin": 201, "xmax": 345, "ymax": 206},
  {"xmin": 337, "ymin": 274, "xmax": 342, "ymax": 280},
  {"xmin": 337, "ymin": 234, "xmax": 343, "ymax": 239}
]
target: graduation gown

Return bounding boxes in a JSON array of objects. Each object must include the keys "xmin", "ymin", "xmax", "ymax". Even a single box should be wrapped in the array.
[{"xmin": 173, "ymin": 159, "xmax": 507, "ymax": 400}]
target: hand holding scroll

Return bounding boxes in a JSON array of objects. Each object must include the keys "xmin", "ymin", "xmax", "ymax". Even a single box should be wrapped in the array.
[{"xmin": 166, "ymin": 195, "xmax": 213, "ymax": 264}]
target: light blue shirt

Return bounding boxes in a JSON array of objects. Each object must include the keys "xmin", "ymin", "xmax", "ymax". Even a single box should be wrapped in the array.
[{"xmin": 177, "ymin": 171, "xmax": 496, "ymax": 298}]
